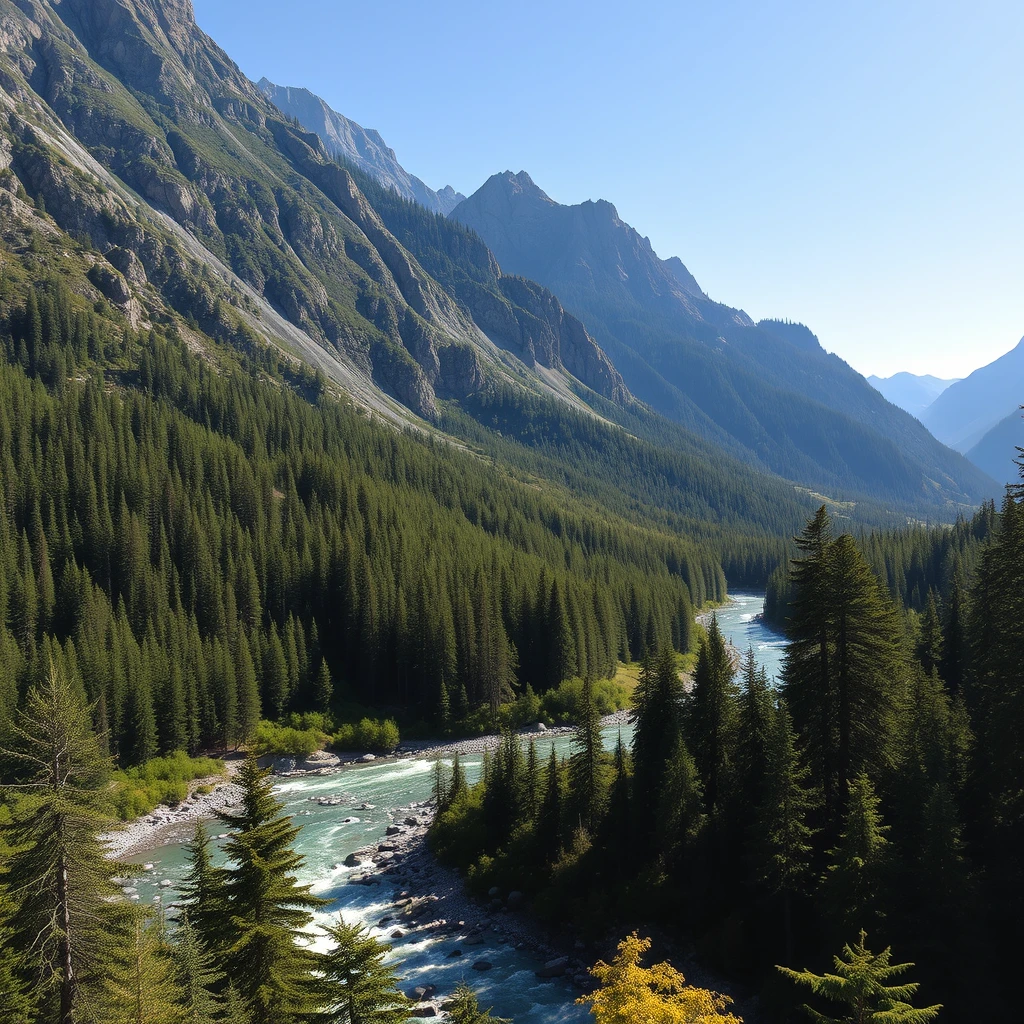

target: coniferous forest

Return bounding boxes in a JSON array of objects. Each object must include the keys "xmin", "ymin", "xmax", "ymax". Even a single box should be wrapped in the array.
[{"xmin": 0, "ymin": 1, "xmax": 1020, "ymax": 1021}]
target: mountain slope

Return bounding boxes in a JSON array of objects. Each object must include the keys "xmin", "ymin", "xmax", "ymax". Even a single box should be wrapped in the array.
[
  {"xmin": 868, "ymin": 372, "xmax": 960, "ymax": 419},
  {"xmin": 921, "ymin": 338, "xmax": 1024, "ymax": 451},
  {"xmin": 965, "ymin": 409, "xmax": 1024, "ymax": 485},
  {"xmin": 257, "ymin": 78, "xmax": 465, "ymax": 215},
  {"xmin": 0, "ymin": 0, "xmax": 634, "ymax": 427},
  {"xmin": 452, "ymin": 171, "xmax": 996, "ymax": 512}
]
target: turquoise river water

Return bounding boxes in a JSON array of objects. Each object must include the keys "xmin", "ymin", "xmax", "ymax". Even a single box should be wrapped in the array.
[{"xmin": 125, "ymin": 591, "xmax": 785, "ymax": 1021}]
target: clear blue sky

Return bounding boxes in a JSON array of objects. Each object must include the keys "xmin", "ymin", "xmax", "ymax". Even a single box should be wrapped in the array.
[{"xmin": 192, "ymin": 0, "xmax": 1024, "ymax": 379}]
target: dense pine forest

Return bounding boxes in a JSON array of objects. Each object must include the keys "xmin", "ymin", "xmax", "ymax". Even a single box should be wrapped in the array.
[{"xmin": 430, "ymin": 500, "xmax": 1024, "ymax": 1023}]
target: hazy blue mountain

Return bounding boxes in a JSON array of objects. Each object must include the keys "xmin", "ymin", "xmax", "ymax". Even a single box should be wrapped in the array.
[
  {"xmin": 921, "ymin": 338, "xmax": 1024, "ymax": 451},
  {"xmin": 258, "ymin": 78, "xmax": 466, "ymax": 215},
  {"xmin": 966, "ymin": 409, "xmax": 1024, "ymax": 485},
  {"xmin": 452, "ymin": 171, "xmax": 996, "ymax": 510},
  {"xmin": 867, "ymin": 372, "xmax": 960, "ymax": 418}
]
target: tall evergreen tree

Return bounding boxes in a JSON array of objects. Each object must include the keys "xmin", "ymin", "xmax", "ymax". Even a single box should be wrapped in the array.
[
  {"xmin": 213, "ymin": 757, "xmax": 327, "ymax": 1024},
  {"xmin": 1, "ymin": 666, "xmax": 130, "ymax": 1024},
  {"xmin": 568, "ymin": 677, "xmax": 607, "ymax": 835},
  {"xmin": 689, "ymin": 616, "xmax": 737, "ymax": 814},
  {"xmin": 317, "ymin": 919, "xmax": 410, "ymax": 1024}
]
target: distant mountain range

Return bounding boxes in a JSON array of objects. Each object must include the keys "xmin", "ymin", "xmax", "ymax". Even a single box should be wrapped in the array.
[
  {"xmin": 258, "ymin": 78, "xmax": 466, "ymax": 215},
  {"xmin": 867, "ymin": 372, "xmax": 960, "ymax": 418},
  {"xmin": 0, "ymin": 0, "xmax": 995, "ymax": 526},
  {"xmin": 920, "ymin": 338, "xmax": 1024, "ymax": 454},
  {"xmin": 450, "ymin": 171, "xmax": 994, "ymax": 509}
]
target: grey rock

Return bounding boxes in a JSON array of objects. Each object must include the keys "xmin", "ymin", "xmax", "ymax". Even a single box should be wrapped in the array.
[
  {"xmin": 536, "ymin": 956, "xmax": 570, "ymax": 978},
  {"xmin": 407, "ymin": 985, "xmax": 436, "ymax": 1001},
  {"xmin": 390, "ymin": 929, "xmax": 404, "ymax": 939},
  {"xmin": 343, "ymin": 853, "xmax": 362, "ymax": 867},
  {"xmin": 258, "ymin": 79, "xmax": 466, "ymax": 215},
  {"xmin": 411, "ymin": 1007, "xmax": 438, "ymax": 1018},
  {"xmin": 506, "ymin": 890, "xmax": 525, "ymax": 910}
]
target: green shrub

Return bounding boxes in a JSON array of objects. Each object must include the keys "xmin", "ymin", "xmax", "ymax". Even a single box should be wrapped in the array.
[
  {"xmin": 538, "ymin": 677, "xmax": 629, "ymax": 724},
  {"xmin": 252, "ymin": 720, "xmax": 328, "ymax": 757},
  {"xmin": 331, "ymin": 717, "xmax": 400, "ymax": 753},
  {"xmin": 105, "ymin": 752, "xmax": 225, "ymax": 821}
]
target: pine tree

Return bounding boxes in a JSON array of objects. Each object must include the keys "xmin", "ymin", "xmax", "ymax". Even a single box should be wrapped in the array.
[
  {"xmin": 214, "ymin": 756, "xmax": 327, "ymax": 1023},
  {"xmin": 656, "ymin": 735, "xmax": 704, "ymax": 867},
  {"xmin": 537, "ymin": 744, "xmax": 564, "ymax": 863},
  {"xmin": 630, "ymin": 645, "xmax": 684, "ymax": 850},
  {"xmin": 524, "ymin": 738, "xmax": 541, "ymax": 820},
  {"xmin": 179, "ymin": 822, "xmax": 227, "ymax": 955},
  {"xmin": 1, "ymin": 665, "xmax": 131, "ymax": 1024},
  {"xmin": 448, "ymin": 752, "xmax": 468, "ymax": 806},
  {"xmin": 821, "ymin": 774, "xmax": 890, "ymax": 940},
  {"xmin": 568, "ymin": 677, "xmax": 607, "ymax": 834},
  {"xmin": 111, "ymin": 913, "xmax": 180, "ymax": 1024},
  {"xmin": 778, "ymin": 931, "xmax": 941, "ymax": 1023},
  {"xmin": 751, "ymin": 701, "xmax": 816, "ymax": 962},
  {"xmin": 171, "ymin": 913, "xmax": 223, "ymax": 1024},
  {"xmin": 0, "ymin": 892, "xmax": 34, "ymax": 1024},
  {"xmin": 689, "ymin": 616, "xmax": 737, "ymax": 814},
  {"xmin": 317, "ymin": 918, "xmax": 410, "ymax": 1024},
  {"xmin": 915, "ymin": 592, "xmax": 944, "ymax": 677},
  {"xmin": 444, "ymin": 982, "xmax": 510, "ymax": 1024},
  {"xmin": 734, "ymin": 650, "xmax": 773, "ymax": 813}
]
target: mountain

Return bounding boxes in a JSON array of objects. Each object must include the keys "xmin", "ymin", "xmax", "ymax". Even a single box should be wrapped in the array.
[
  {"xmin": 451, "ymin": 172, "xmax": 995, "ymax": 511},
  {"xmin": 867, "ymin": 372, "xmax": 960, "ymax": 418},
  {"xmin": 257, "ymin": 78, "xmax": 466, "ymax": 215},
  {"xmin": 921, "ymin": 338, "xmax": 1024, "ymax": 451},
  {"xmin": 966, "ymin": 408, "xmax": 1024, "ymax": 485}
]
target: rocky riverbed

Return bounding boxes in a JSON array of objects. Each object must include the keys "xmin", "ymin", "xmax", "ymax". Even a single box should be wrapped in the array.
[{"xmin": 337, "ymin": 798, "xmax": 598, "ymax": 1017}]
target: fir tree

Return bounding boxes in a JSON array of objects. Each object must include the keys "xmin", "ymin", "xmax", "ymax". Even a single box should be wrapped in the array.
[
  {"xmin": 1, "ymin": 665, "xmax": 130, "ymax": 1024},
  {"xmin": 778, "ymin": 931, "xmax": 941, "ymax": 1023},
  {"xmin": 537, "ymin": 744, "xmax": 564, "ymax": 863},
  {"xmin": 171, "ymin": 913, "xmax": 223, "ymax": 1024},
  {"xmin": 568, "ymin": 677, "xmax": 607, "ymax": 834},
  {"xmin": 689, "ymin": 616, "xmax": 737, "ymax": 814},
  {"xmin": 318, "ymin": 918, "xmax": 410, "ymax": 1024},
  {"xmin": 444, "ymin": 982, "xmax": 510, "ymax": 1024},
  {"xmin": 214, "ymin": 756, "xmax": 327, "ymax": 1024}
]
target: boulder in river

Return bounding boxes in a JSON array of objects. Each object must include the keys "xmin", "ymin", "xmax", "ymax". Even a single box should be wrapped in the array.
[
  {"xmin": 344, "ymin": 853, "xmax": 362, "ymax": 867},
  {"xmin": 386, "ymin": 825, "xmax": 403, "ymax": 836},
  {"xmin": 446, "ymin": 949, "xmax": 463, "ymax": 958},
  {"xmin": 536, "ymin": 956, "xmax": 570, "ymax": 978},
  {"xmin": 390, "ymin": 929, "xmax": 404, "ymax": 939},
  {"xmin": 407, "ymin": 985, "xmax": 436, "ymax": 1001},
  {"xmin": 487, "ymin": 886, "xmax": 501, "ymax": 898},
  {"xmin": 411, "ymin": 1008, "xmax": 438, "ymax": 1018},
  {"xmin": 472, "ymin": 961, "xmax": 493, "ymax": 971},
  {"xmin": 506, "ymin": 890, "xmax": 525, "ymax": 910},
  {"xmin": 356, "ymin": 753, "xmax": 376, "ymax": 763}
]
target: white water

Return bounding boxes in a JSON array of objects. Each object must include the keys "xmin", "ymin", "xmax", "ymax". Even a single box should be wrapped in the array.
[{"xmin": 127, "ymin": 591, "xmax": 786, "ymax": 1021}]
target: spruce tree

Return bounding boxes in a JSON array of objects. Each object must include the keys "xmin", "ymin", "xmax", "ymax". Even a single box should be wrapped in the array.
[
  {"xmin": 537, "ymin": 744, "xmax": 564, "ymax": 864},
  {"xmin": 1, "ymin": 665, "xmax": 130, "ymax": 1024},
  {"xmin": 821, "ymin": 774, "xmax": 890, "ymax": 941},
  {"xmin": 179, "ymin": 822, "xmax": 227, "ymax": 955},
  {"xmin": 444, "ymin": 982, "xmax": 510, "ymax": 1024},
  {"xmin": 318, "ymin": 918, "xmax": 410, "ymax": 1024},
  {"xmin": 568, "ymin": 677, "xmax": 606, "ymax": 834},
  {"xmin": 751, "ymin": 700, "xmax": 816, "ymax": 962},
  {"xmin": 214, "ymin": 756, "xmax": 327, "ymax": 1024},
  {"xmin": 689, "ymin": 616, "xmax": 737, "ymax": 814},
  {"xmin": 171, "ymin": 913, "xmax": 224, "ymax": 1024},
  {"xmin": 778, "ymin": 931, "xmax": 941, "ymax": 1023}
]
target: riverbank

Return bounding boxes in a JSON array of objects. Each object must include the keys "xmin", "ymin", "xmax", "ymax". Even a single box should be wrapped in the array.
[{"xmin": 102, "ymin": 712, "xmax": 633, "ymax": 861}]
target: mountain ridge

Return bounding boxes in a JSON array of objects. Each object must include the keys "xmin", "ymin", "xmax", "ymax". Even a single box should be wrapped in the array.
[
  {"xmin": 451, "ymin": 170, "xmax": 996, "ymax": 510},
  {"xmin": 921, "ymin": 337, "xmax": 1024, "ymax": 451},
  {"xmin": 257, "ymin": 78, "xmax": 466, "ymax": 215}
]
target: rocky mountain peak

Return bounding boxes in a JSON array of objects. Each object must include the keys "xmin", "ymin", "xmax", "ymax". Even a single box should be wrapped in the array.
[{"xmin": 258, "ymin": 77, "xmax": 466, "ymax": 216}]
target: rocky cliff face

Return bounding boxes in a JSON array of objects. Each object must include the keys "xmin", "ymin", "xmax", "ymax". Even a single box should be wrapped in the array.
[
  {"xmin": 452, "ymin": 170, "xmax": 997, "ymax": 508},
  {"xmin": 0, "ymin": 0, "xmax": 627, "ymax": 426},
  {"xmin": 258, "ymin": 79, "xmax": 465, "ymax": 215}
]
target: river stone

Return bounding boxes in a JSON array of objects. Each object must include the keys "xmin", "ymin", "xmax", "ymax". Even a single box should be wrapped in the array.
[
  {"xmin": 536, "ymin": 956, "xmax": 570, "ymax": 978},
  {"xmin": 386, "ymin": 825, "xmax": 402, "ymax": 836},
  {"xmin": 506, "ymin": 890, "xmax": 525, "ymax": 910},
  {"xmin": 390, "ymin": 929, "xmax": 404, "ymax": 939},
  {"xmin": 536, "ymin": 722, "xmax": 548, "ymax": 731},
  {"xmin": 487, "ymin": 886, "xmax": 501, "ymax": 898},
  {"xmin": 446, "ymin": 949, "xmax": 463, "ymax": 958},
  {"xmin": 356, "ymin": 753, "xmax": 375, "ymax": 763},
  {"xmin": 411, "ymin": 1008, "xmax": 438, "ymax": 1018},
  {"xmin": 472, "ymin": 961, "xmax": 493, "ymax": 971},
  {"xmin": 407, "ymin": 985, "xmax": 436, "ymax": 1001},
  {"xmin": 344, "ymin": 853, "xmax": 362, "ymax": 867}
]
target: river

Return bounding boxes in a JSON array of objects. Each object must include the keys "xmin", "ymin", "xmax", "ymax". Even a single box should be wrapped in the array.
[{"xmin": 124, "ymin": 592, "xmax": 785, "ymax": 1021}]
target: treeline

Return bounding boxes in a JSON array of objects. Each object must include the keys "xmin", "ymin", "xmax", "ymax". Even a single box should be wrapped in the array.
[
  {"xmin": 431, "ymin": 503, "xmax": 1022, "ymax": 1022},
  {"xmin": 0, "ymin": 280, "xmax": 732, "ymax": 762}
]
